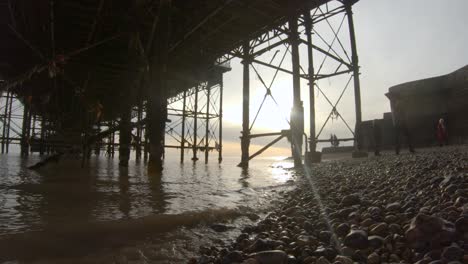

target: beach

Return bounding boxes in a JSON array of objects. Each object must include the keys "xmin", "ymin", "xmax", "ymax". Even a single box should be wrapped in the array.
[{"xmin": 192, "ymin": 146, "xmax": 468, "ymax": 264}]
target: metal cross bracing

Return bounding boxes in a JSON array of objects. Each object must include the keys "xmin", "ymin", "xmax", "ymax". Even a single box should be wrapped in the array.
[
  {"xmin": 217, "ymin": 0, "xmax": 364, "ymax": 167},
  {"xmin": 166, "ymin": 80, "xmax": 223, "ymax": 164},
  {"xmin": 0, "ymin": 91, "xmax": 52, "ymax": 155}
]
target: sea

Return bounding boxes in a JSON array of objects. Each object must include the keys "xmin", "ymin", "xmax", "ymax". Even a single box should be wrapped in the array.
[{"xmin": 0, "ymin": 152, "xmax": 298, "ymax": 263}]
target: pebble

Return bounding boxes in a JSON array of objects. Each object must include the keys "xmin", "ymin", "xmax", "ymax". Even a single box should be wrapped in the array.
[
  {"xmin": 343, "ymin": 230, "xmax": 368, "ymax": 249},
  {"xmin": 195, "ymin": 148, "xmax": 468, "ymax": 264}
]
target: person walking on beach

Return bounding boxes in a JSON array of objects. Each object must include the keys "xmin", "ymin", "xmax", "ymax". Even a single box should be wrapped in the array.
[
  {"xmin": 436, "ymin": 118, "xmax": 448, "ymax": 146},
  {"xmin": 392, "ymin": 97, "xmax": 415, "ymax": 155}
]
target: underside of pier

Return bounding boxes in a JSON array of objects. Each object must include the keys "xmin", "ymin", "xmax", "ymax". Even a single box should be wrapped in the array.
[{"xmin": 0, "ymin": 0, "xmax": 363, "ymax": 170}]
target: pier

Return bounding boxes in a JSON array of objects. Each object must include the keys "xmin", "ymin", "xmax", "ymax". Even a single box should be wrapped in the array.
[{"xmin": 1, "ymin": 0, "xmax": 364, "ymax": 169}]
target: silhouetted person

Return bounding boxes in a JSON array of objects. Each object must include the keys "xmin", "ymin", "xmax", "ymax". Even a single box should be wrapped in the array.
[
  {"xmin": 392, "ymin": 98, "xmax": 415, "ymax": 155},
  {"xmin": 436, "ymin": 118, "xmax": 448, "ymax": 146},
  {"xmin": 372, "ymin": 119, "xmax": 382, "ymax": 156}
]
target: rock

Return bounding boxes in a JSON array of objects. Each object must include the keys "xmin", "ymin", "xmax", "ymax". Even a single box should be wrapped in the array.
[
  {"xmin": 386, "ymin": 202, "xmax": 401, "ymax": 212},
  {"xmin": 455, "ymin": 216, "xmax": 468, "ymax": 233},
  {"xmin": 340, "ymin": 194, "xmax": 360, "ymax": 206},
  {"xmin": 335, "ymin": 223, "xmax": 350, "ymax": 237},
  {"xmin": 343, "ymin": 230, "xmax": 368, "ymax": 249},
  {"xmin": 340, "ymin": 247, "xmax": 354, "ymax": 257},
  {"xmin": 389, "ymin": 223, "xmax": 402, "ymax": 234},
  {"xmin": 242, "ymin": 258, "xmax": 260, "ymax": 264},
  {"xmin": 249, "ymin": 250, "xmax": 288, "ymax": 264},
  {"xmin": 367, "ymin": 252, "xmax": 380, "ymax": 264},
  {"xmin": 222, "ymin": 251, "xmax": 244, "ymax": 264},
  {"xmin": 384, "ymin": 214, "xmax": 398, "ymax": 223},
  {"xmin": 247, "ymin": 239, "xmax": 277, "ymax": 253},
  {"xmin": 312, "ymin": 246, "xmax": 337, "ymax": 260},
  {"xmin": 296, "ymin": 235, "xmax": 317, "ymax": 247},
  {"xmin": 360, "ymin": 218, "xmax": 374, "ymax": 227},
  {"xmin": 405, "ymin": 214, "xmax": 456, "ymax": 250},
  {"xmin": 367, "ymin": 235, "xmax": 384, "ymax": 249},
  {"xmin": 334, "ymin": 255, "xmax": 353, "ymax": 264},
  {"xmin": 315, "ymin": 256, "xmax": 330, "ymax": 264},
  {"xmin": 370, "ymin": 222, "xmax": 388, "ymax": 236},
  {"xmin": 318, "ymin": 231, "xmax": 332, "ymax": 243},
  {"xmin": 351, "ymin": 250, "xmax": 366, "ymax": 262},
  {"xmin": 211, "ymin": 224, "xmax": 234, "ymax": 232},
  {"xmin": 441, "ymin": 244, "xmax": 464, "ymax": 262},
  {"xmin": 389, "ymin": 253, "xmax": 400, "ymax": 262}
]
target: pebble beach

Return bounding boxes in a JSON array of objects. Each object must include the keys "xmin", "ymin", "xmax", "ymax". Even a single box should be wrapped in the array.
[{"xmin": 194, "ymin": 146, "xmax": 468, "ymax": 264}]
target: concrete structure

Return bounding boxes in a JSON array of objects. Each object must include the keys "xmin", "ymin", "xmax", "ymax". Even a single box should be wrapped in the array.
[{"xmin": 383, "ymin": 65, "xmax": 468, "ymax": 148}]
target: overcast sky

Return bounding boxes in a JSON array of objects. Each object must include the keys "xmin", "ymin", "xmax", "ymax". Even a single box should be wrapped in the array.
[{"xmin": 215, "ymin": 0, "xmax": 468, "ymax": 157}]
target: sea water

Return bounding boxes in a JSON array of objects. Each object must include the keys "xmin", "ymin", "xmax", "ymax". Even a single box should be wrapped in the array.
[{"xmin": 0, "ymin": 153, "xmax": 296, "ymax": 262}]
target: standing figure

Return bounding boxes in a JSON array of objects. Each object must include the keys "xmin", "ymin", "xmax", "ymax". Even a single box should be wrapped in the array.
[
  {"xmin": 392, "ymin": 97, "xmax": 415, "ymax": 155},
  {"xmin": 436, "ymin": 118, "xmax": 448, "ymax": 146}
]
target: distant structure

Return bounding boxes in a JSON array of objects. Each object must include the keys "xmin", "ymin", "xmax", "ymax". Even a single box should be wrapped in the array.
[{"xmin": 362, "ymin": 65, "xmax": 468, "ymax": 150}]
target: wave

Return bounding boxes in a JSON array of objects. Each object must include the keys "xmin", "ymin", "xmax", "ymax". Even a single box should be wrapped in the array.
[{"xmin": 0, "ymin": 207, "xmax": 249, "ymax": 262}]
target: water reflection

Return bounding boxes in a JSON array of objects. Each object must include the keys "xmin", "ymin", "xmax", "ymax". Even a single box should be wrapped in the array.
[
  {"xmin": 0, "ymin": 155, "xmax": 293, "ymax": 236},
  {"xmin": 239, "ymin": 167, "xmax": 250, "ymax": 188},
  {"xmin": 118, "ymin": 166, "xmax": 131, "ymax": 218}
]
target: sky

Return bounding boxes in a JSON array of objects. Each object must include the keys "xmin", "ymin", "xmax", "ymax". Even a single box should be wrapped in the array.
[{"xmin": 217, "ymin": 0, "xmax": 468, "ymax": 157}]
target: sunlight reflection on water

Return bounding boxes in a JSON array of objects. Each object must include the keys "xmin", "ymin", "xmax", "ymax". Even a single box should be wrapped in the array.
[{"xmin": 0, "ymin": 154, "xmax": 294, "ymax": 235}]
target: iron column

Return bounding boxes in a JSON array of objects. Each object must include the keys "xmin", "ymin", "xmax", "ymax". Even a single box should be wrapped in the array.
[
  {"xmin": 289, "ymin": 17, "xmax": 304, "ymax": 167},
  {"xmin": 218, "ymin": 77, "xmax": 223, "ymax": 163},
  {"xmin": 192, "ymin": 85, "xmax": 199, "ymax": 161},
  {"xmin": 180, "ymin": 90, "xmax": 187, "ymax": 163},
  {"xmin": 346, "ymin": 2, "xmax": 363, "ymax": 150},
  {"xmin": 240, "ymin": 41, "xmax": 250, "ymax": 167},
  {"xmin": 304, "ymin": 11, "xmax": 316, "ymax": 152},
  {"xmin": 205, "ymin": 85, "xmax": 210, "ymax": 164}
]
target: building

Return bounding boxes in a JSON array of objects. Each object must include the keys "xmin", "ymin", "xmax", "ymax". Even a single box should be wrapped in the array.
[{"xmin": 385, "ymin": 65, "xmax": 468, "ymax": 147}]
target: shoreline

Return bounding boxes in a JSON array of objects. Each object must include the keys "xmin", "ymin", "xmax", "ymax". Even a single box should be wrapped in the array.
[{"xmin": 193, "ymin": 145, "xmax": 468, "ymax": 264}]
